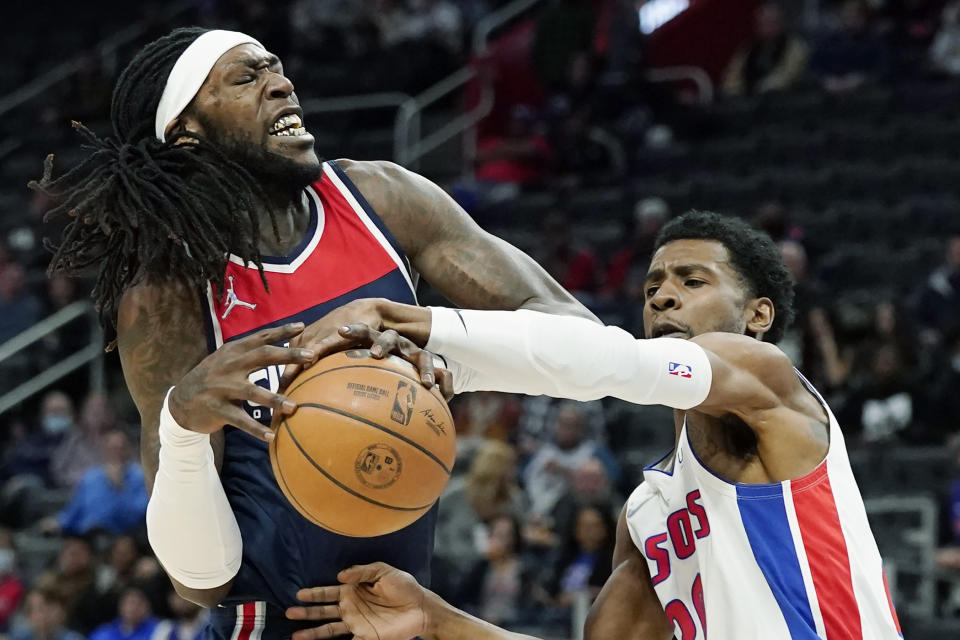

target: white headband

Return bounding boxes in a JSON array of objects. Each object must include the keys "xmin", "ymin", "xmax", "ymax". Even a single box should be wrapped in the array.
[{"xmin": 154, "ymin": 30, "xmax": 263, "ymax": 142}]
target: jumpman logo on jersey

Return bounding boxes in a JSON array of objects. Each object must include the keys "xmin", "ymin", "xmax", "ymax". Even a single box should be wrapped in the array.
[{"xmin": 221, "ymin": 276, "xmax": 257, "ymax": 319}]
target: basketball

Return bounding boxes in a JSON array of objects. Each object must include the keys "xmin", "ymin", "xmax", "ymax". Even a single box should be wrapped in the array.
[{"xmin": 269, "ymin": 348, "xmax": 456, "ymax": 537}]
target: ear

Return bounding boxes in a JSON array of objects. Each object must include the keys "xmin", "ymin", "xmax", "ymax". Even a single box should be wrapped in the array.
[
  {"xmin": 164, "ymin": 111, "xmax": 204, "ymax": 144},
  {"xmin": 744, "ymin": 296, "xmax": 775, "ymax": 341}
]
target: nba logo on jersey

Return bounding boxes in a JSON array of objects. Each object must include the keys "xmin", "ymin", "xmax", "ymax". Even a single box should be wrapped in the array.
[{"xmin": 669, "ymin": 362, "xmax": 693, "ymax": 378}]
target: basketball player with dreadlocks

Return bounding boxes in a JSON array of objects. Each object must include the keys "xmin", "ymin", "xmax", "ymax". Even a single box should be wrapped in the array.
[{"xmin": 33, "ymin": 28, "xmax": 595, "ymax": 639}]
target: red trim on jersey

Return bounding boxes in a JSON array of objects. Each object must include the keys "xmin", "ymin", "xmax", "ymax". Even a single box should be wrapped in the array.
[
  {"xmin": 211, "ymin": 179, "xmax": 400, "ymax": 341},
  {"xmin": 791, "ymin": 465, "xmax": 863, "ymax": 639},
  {"xmin": 237, "ymin": 602, "xmax": 256, "ymax": 640},
  {"xmin": 882, "ymin": 570, "xmax": 903, "ymax": 636}
]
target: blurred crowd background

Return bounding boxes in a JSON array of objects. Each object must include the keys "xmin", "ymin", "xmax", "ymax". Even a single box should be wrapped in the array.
[{"xmin": 2, "ymin": 0, "xmax": 960, "ymax": 637}]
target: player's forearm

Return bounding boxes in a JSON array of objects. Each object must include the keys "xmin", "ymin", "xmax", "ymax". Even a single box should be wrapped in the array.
[
  {"xmin": 146, "ymin": 389, "xmax": 242, "ymax": 591},
  {"xmin": 426, "ymin": 308, "xmax": 711, "ymax": 408},
  {"xmin": 424, "ymin": 591, "xmax": 541, "ymax": 640}
]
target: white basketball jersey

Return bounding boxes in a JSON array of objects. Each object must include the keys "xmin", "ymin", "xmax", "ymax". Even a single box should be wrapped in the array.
[{"xmin": 625, "ymin": 373, "xmax": 903, "ymax": 639}]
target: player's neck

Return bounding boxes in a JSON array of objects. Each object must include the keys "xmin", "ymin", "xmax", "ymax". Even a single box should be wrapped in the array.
[{"xmin": 257, "ymin": 189, "xmax": 311, "ymax": 255}]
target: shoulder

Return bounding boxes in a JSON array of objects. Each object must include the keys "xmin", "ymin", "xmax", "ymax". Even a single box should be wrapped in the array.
[
  {"xmin": 117, "ymin": 280, "xmax": 200, "ymax": 330},
  {"xmin": 690, "ymin": 332, "xmax": 792, "ymax": 375},
  {"xmin": 689, "ymin": 332, "xmax": 802, "ymax": 413},
  {"xmin": 336, "ymin": 158, "xmax": 420, "ymax": 208}
]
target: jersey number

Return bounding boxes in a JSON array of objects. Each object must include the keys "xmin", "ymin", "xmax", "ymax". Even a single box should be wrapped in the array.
[{"xmin": 664, "ymin": 574, "xmax": 705, "ymax": 639}]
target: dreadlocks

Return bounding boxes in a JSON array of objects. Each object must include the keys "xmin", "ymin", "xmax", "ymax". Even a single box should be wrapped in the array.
[{"xmin": 30, "ymin": 27, "xmax": 277, "ymax": 343}]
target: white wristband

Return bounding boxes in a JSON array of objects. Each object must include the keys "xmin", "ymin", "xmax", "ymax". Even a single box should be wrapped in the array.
[{"xmin": 146, "ymin": 388, "xmax": 242, "ymax": 590}]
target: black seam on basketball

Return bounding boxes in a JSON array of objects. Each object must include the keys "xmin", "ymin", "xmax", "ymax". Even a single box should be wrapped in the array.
[
  {"xmin": 288, "ymin": 363, "xmax": 455, "ymax": 426},
  {"xmin": 273, "ymin": 438, "xmax": 351, "ymax": 534},
  {"xmin": 281, "ymin": 418, "xmax": 434, "ymax": 512},
  {"xmin": 296, "ymin": 403, "xmax": 452, "ymax": 476}
]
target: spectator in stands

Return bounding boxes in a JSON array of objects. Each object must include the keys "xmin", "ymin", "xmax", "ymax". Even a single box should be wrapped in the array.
[
  {"xmin": 601, "ymin": 197, "xmax": 669, "ymax": 299},
  {"xmin": 45, "ymin": 429, "xmax": 147, "ymax": 536},
  {"xmin": 289, "ymin": 0, "xmax": 373, "ymax": 59},
  {"xmin": 917, "ymin": 232, "xmax": 960, "ymax": 345},
  {"xmin": 34, "ymin": 536, "xmax": 95, "ymax": 633},
  {"xmin": 531, "ymin": 0, "xmax": 594, "ymax": 92},
  {"xmin": 89, "ymin": 584, "xmax": 157, "ymax": 640},
  {"xmin": 0, "ymin": 391, "xmax": 76, "ymax": 527},
  {"xmin": 474, "ymin": 105, "xmax": 552, "ymax": 187},
  {"xmin": 930, "ymin": 1, "xmax": 960, "ymax": 75},
  {"xmin": 776, "ymin": 241, "xmax": 850, "ymax": 391},
  {"xmin": 150, "ymin": 592, "xmax": 205, "ymax": 640},
  {"xmin": 0, "ymin": 262, "xmax": 42, "ymax": 345},
  {"xmin": 447, "ymin": 393, "xmax": 523, "ymax": 466},
  {"xmin": 810, "ymin": 0, "xmax": 892, "ymax": 92},
  {"xmin": 922, "ymin": 327, "xmax": 960, "ymax": 443},
  {"xmin": 722, "ymin": 2, "xmax": 809, "ymax": 97},
  {"xmin": 50, "ymin": 392, "xmax": 115, "ymax": 490},
  {"xmin": 547, "ymin": 457, "xmax": 622, "ymax": 547},
  {"xmin": 371, "ymin": 0, "xmax": 463, "ymax": 91},
  {"xmin": 539, "ymin": 503, "xmax": 615, "ymax": 630},
  {"xmin": 1, "ymin": 392, "xmax": 74, "ymax": 485},
  {"xmin": 456, "ymin": 514, "xmax": 537, "ymax": 628},
  {"xmin": 537, "ymin": 209, "xmax": 600, "ymax": 296},
  {"xmin": 436, "ymin": 440, "xmax": 526, "ymax": 577},
  {"xmin": 523, "ymin": 402, "xmax": 619, "ymax": 517},
  {"xmin": 935, "ymin": 435, "xmax": 960, "ymax": 571},
  {"xmin": 840, "ymin": 342, "xmax": 920, "ymax": 443},
  {"xmin": 515, "ymin": 396, "xmax": 607, "ymax": 460},
  {"xmin": 9, "ymin": 586, "xmax": 83, "ymax": 640},
  {"xmin": 0, "ymin": 528, "xmax": 23, "ymax": 632}
]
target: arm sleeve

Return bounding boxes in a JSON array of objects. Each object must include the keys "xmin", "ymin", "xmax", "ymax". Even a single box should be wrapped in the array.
[
  {"xmin": 146, "ymin": 389, "xmax": 242, "ymax": 590},
  {"xmin": 426, "ymin": 308, "xmax": 712, "ymax": 410}
]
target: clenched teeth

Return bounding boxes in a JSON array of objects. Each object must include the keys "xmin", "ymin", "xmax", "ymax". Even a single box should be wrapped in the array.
[
  {"xmin": 273, "ymin": 126, "xmax": 307, "ymax": 137},
  {"xmin": 269, "ymin": 114, "xmax": 303, "ymax": 134}
]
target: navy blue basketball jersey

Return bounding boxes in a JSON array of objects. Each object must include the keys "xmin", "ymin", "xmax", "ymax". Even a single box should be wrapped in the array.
[{"xmin": 200, "ymin": 161, "xmax": 431, "ymax": 639}]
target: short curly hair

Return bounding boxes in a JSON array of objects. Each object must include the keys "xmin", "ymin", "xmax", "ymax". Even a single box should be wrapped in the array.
[{"xmin": 654, "ymin": 210, "xmax": 796, "ymax": 343}]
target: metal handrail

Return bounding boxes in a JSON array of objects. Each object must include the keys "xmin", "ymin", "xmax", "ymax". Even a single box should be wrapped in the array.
[
  {"xmin": 0, "ymin": 302, "xmax": 103, "ymax": 415},
  {"xmin": 396, "ymin": 66, "xmax": 495, "ymax": 168},
  {"xmin": 0, "ymin": 301, "xmax": 90, "ymax": 362},
  {"xmin": 472, "ymin": 0, "xmax": 545, "ymax": 53},
  {"xmin": 644, "ymin": 65, "xmax": 715, "ymax": 105},
  {"xmin": 0, "ymin": 1, "xmax": 196, "ymax": 120}
]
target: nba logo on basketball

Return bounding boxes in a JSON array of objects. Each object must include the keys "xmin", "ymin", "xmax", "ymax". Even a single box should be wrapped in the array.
[
  {"xmin": 668, "ymin": 362, "xmax": 693, "ymax": 378},
  {"xmin": 390, "ymin": 381, "xmax": 417, "ymax": 425}
]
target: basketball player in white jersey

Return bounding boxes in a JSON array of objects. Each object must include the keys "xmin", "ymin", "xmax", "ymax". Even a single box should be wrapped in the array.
[{"xmin": 284, "ymin": 211, "xmax": 903, "ymax": 640}]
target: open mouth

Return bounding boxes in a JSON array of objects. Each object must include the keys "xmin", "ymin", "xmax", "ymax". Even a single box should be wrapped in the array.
[{"xmin": 269, "ymin": 114, "xmax": 307, "ymax": 137}]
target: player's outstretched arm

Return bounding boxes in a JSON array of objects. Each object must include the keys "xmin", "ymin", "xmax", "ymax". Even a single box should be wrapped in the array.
[
  {"xmin": 341, "ymin": 159, "xmax": 598, "ymax": 323},
  {"xmin": 286, "ymin": 563, "xmax": 542, "ymax": 640}
]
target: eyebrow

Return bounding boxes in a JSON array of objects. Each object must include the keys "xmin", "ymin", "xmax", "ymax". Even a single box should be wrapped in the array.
[
  {"xmin": 644, "ymin": 263, "xmax": 713, "ymax": 284},
  {"xmin": 229, "ymin": 54, "xmax": 281, "ymax": 69}
]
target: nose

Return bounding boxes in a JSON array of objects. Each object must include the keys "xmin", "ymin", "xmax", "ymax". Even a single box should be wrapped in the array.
[
  {"xmin": 267, "ymin": 73, "xmax": 294, "ymax": 100},
  {"xmin": 649, "ymin": 283, "xmax": 680, "ymax": 312}
]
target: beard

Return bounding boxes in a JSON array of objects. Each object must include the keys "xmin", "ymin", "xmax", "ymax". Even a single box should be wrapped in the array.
[{"xmin": 196, "ymin": 114, "xmax": 321, "ymax": 199}]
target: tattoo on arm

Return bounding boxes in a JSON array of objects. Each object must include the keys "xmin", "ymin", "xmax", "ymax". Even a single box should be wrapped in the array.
[
  {"xmin": 116, "ymin": 282, "xmax": 209, "ymax": 493},
  {"xmin": 342, "ymin": 159, "xmax": 598, "ymax": 321}
]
